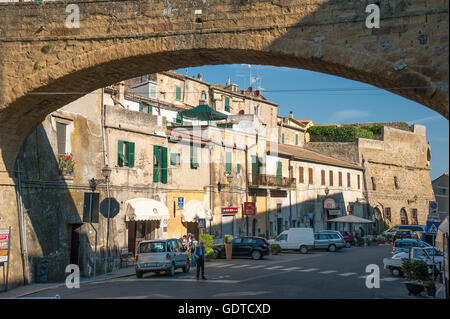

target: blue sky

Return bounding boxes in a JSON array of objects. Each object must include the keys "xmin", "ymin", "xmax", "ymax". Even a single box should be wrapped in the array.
[{"xmin": 174, "ymin": 64, "xmax": 449, "ymax": 180}]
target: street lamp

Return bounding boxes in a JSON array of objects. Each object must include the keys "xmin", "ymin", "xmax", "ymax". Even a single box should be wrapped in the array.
[{"xmin": 324, "ymin": 187, "xmax": 330, "ymax": 196}]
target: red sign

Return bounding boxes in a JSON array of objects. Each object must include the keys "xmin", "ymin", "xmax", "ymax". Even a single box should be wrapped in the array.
[
  {"xmin": 222, "ymin": 207, "xmax": 238, "ymax": 214},
  {"xmin": 244, "ymin": 202, "xmax": 256, "ymax": 216}
]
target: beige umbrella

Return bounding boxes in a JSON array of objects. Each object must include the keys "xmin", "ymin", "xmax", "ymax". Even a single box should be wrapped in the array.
[{"xmin": 328, "ymin": 215, "xmax": 374, "ymax": 224}]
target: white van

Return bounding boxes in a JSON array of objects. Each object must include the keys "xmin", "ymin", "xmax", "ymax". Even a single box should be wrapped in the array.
[{"xmin": 268, "ymin": 228, "xmax": 315, "ymax": 254}]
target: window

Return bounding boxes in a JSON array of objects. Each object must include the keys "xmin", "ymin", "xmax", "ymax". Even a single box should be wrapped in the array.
[
  {"xmin": 190, "ymin": 143, "xmax": 199, "ymax": 169},
  {"xmin": 357, "ymin": 175, "xmax": 361, "ymax": 189},
  {"xmin": 347, "ymin": 173, "xmax": 351, "ymax": 187},
  {"xmin": 148, "ymin": 82, "xmax": 157, "ymax": 98},
  {"xmin": 251, "ymin": 156, "xmax": 263, "ymax": 176},
  {"xmin": 321, "ymin": 170, "xmax": 325, "ymax": 185},
  {"xmin": 329, "ymin": 171, "xmax": 334, "ymax": 186},
  {"xmin": 308, "ymin": 168, "xmax": 313, "ymax": 185},
  {"xmin": 225, "ymin": 151, "xmax": 232, "ymax": 173},
  {"xmin": 118, "ymin": 140, "xmax": 135, "ymax": 168},
  {"xmin": 153, "ymin": 145, "xmax": 168, "ymax": 183},
  {"xmin": 318, "ymin": 234, "xmax": 331, "ymax": 240},
  {"xmin": 385, "ymin": 208, "xmax": 391, "ymax": 221},
  {"xmin": 231, "ymin": 238, "xmax": 242, "ymax": 245},
  {"xmin": 281, "ymin": 133, "xmax": 285, "ymax": 144},
  {"xmin": 371, "ymin": 177, "xmax": 376, "ymax": 190},
  {"xmin": 139, "ymin": 102, "xmax": 152, "ymax": 114},
  {"xmin": 400, "ymin": 209, "xmax": 408, "ymax": 225},
  {"xmin": 276, "ymin": 161, "xmax": 283, "ymax": 186},
  {"xmin": 242, "ymin": 238, "xmax": 257, "ymax": 244},
  {"xmin": 394, "ymin": 176, "xmax": 399, "ymax": 189},
  {"xmin": 299, "ymin": 167, "xmax": 304, "ymax": 184},
  {"xmin": 277, "ymin": 234, "xmax": 287, "ymax": 241},
  {"xmin": 56, "ymin": 121, "xmax": 70, "ymax": 155},
  {"xmin": 175, "ymin": 113, "xmax": 183, "ymax": 125},
  {"xmin": 170, "ymin": 153, "xmax": 180, "ymax": 166},
  {"xmin": 338, "ymin": 171, "xmax": 343, "ymax": 186},
  {"xmin": 411, "ymin": 208, "xmax": 418, "ymax": 224},
  {"xmin": 224, "ymin": 96, "xmax": 230, "ymax": 112},
  {"xmin": 175, "ymin": 85, "xmax": 182, "ymax": 101},
  {"xmin": 295, "ymin": 133, "xmax": 299, "ymax": 145},
  {"xmin": 201, "ymin": 91, "xmax": 207, "ymax": 101}
]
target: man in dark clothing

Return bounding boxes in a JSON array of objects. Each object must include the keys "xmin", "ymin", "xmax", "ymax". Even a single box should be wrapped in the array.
[{"xmin": 194, "ymin": 240, "xmax": 207, "ymax": 280}]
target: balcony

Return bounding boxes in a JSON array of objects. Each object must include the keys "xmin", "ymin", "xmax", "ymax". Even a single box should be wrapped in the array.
[{"xmin": 249, "ymin": 174, "xmax": 296, "ymax": 189}]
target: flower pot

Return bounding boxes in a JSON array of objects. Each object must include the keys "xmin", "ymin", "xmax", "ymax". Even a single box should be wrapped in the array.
[
  {"xmin": 225, "ymin": 243, "xmax": 232, "ymax": 260},
  {"xmin": 404, "ymin": 281, "xmax": 424, "ymax": 296}
]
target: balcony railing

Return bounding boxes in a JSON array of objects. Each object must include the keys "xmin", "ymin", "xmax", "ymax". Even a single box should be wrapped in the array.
[{"xmin": 249, "ymin": 174, "xmax": 296, "ymax": 189}]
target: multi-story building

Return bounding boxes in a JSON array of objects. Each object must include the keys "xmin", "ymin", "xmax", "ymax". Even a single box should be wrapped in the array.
[{"xmin": 432, "ymin": 173, "xmax": 449, "ymax": 221}]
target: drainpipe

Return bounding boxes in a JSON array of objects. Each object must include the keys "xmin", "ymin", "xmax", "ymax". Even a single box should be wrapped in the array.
[
  {"xmin": 288, "ymin": 157, "xmax": 293, "ymax": 228},
  {"xmin": 209, "ymin": 146, "xmax": 213, "ymax": 235},
  {"xmin": 245, "ymin": 145, "xmax": 249, "ymax": 236},
  {"xmin": 101, "ymin": 88, "xmax": 107, "ymax": 166},
  {"xmin": 16, "ymin": 160, "xmax": 30, "ymax": 284}
]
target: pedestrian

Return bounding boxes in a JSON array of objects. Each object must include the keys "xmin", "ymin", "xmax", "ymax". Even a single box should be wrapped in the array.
[
  {"xmin": 191, "ymin": 236, "xmax": 198, "ymax": 267},
  {"xmin": 359, "ymin": 226, "xmax": 365, "ymax": 237},
  {"xmin": 195, "ymin": 240, "xmax": 207, "ymax": 280}
]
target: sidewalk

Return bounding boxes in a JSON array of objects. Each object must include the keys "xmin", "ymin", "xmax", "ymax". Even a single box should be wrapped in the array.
[{"xmin": 0, "ymin": 266, "xmax": 135, "ymax": 299}]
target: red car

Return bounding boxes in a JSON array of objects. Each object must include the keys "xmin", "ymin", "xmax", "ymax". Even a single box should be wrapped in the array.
[{"xmin": 339, "ymin": 231, "xmax": 354, "ymax": 248}]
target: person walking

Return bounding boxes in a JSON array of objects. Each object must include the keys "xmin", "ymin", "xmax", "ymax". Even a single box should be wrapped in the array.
[
  {"xmin": 194, "ymin": 240, "xmax": 207, "ymax": 280},
  {"xmin": 191, "ymin": 236, "xmax": 198, "ymax": 267}
]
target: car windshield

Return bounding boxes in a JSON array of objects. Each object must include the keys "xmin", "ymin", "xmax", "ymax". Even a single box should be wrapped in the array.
[
  {"xmin": 139, "ymin": 241, "xmax": 166, "ymax": 253},
  {"xmin": 424, "ymin": 247, "xmax": 444, "ymax": 256}
]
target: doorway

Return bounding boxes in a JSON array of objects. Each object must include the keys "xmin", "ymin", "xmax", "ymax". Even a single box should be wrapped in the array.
[{"xmin": 69, "ymin": 224, "xmax": 82, "ymax": 265}]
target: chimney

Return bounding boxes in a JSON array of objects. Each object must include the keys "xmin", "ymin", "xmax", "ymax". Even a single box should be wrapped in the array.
[
  {"xmin": 289, "ymin": 111, "xmax": 293, "ymax": 119},
  {"xmin": 197, "ymin": 73, "xmax": 203, "ymax": 81}
]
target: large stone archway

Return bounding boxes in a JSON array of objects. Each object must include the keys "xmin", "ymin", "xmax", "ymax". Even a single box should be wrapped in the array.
[{"xmin": 0, "ymin": 0, "xmax": 448, "ymax": 175}]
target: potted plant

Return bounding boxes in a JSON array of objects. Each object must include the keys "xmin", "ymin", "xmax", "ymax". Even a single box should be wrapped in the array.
[
  {"xmin": 58, "ymin": 152, "xmax": 76, "ymax": 176},
  {"xmin": 424, "ymin": 281, "xmax": 436, "ymax": 297},
  {"xmin": 205, "ymin": 248, "xmax": 215, "ymax": 262},
  {"xmin": 270, "ymin": 244, "xmax": 282, "ymax": 255},
  {"xmin": 402, "ymin": 259, "xmax": 429, "ymax": 296},
  {"xmin": 224, "ymin": 234, "xmax": 233, "ymax": 260}
]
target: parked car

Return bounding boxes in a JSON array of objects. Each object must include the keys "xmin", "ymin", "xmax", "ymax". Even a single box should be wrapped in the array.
[
  {"xmin": 384, "ymin": 224, "xmax": 426, "ymax": 236},
  {"xmin": 135, "ymin": 239, "xmax": 190, "ymax": 278},
  {"xmin": 339, "ymin": 230, "xmax": 355, "ymax": 248},
  {"xmin": 393, "ymin": 230, "xmax": 420, "ymax": 241},
  {"xmin": 268, "ymin": 228, "xmax": 315, "ymax": 254},
  {"xmin": 383, "ymin": 247, "xmax": 444, "ymax": 277},
  {"xmin": 392, "ymin": 239, "xmax": 431, "ymax": 255},
  {"xmin": 314, "ymin": 232, "xmax": 346, "ymax": 252},
  {"xmin": 212, "ymin": 236, "xmax": 270, "ymax": 260},
  {"xmin": 317, "ymin": 230, "xmax": 348, "ymax": 247}
]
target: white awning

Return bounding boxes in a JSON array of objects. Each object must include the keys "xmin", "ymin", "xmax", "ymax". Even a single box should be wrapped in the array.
[
  {"xmin": 125, "ymin": 198, "xmax": 170, "ymax": 222},
  {"xmin": 328, "ymin": 215, "xmax": 374, "ymax": 224},
  {"xmin": 182, "ymin": 199, "xmax": 212, "ymax": 223}
]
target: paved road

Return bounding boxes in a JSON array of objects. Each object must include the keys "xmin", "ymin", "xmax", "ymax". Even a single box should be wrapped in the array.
[{"xmin": 23, "ymin": 245, "xmax": 415, "ymax": 299}]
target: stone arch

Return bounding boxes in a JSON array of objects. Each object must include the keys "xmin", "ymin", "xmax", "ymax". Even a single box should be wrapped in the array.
[
  {"xmin": 400, "ymin": 208, "xmax": 409, "ymax": 225},
  {"xmin": 373, "ymin": 207, "xmax": 383, "ymax": 233}
]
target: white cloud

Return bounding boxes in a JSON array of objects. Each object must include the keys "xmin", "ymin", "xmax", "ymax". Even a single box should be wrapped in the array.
[
  {"xmin": 330, "ymin": 109, "xmax": 371, "ymax": 122},
  {"xmin": 407, "ymin": 115, "xmax": 443, "ymax": 124}
]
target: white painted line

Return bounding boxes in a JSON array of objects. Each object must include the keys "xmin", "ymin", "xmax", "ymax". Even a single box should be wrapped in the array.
[
  {"xmin": 358, "ymin": 275, "xmax": 369, "ymax": 279},
  {"xmin": 144, "ymin": 278, "xmax": 240, "ymax": 284},
  {"xmin": 215, "ymin": 264, "xmax": 234, "ymax": 268},
  {"xmin": 231, "ymin": 264, "xmax": 250, "ymax": 269},
  {"xmin": 381, "ymin": 277, "xmax": 399, "ymax": 282},
  {"xmin": 280, "ymin": 267, "xmax": 301, "ymax": 271},
  {"xmin": 250, "ymin": 265, "xmax": 266, "ymax": 269},
  {"xmin": 299, "ymin": 268, "xmax": 318, "ymax": 272},
  {"xmin": 338, "ymin": 272, "xmax": 357, "ymax": 277},
  {"xmin": 266, "ymin": 266, "xmax": 284, "ymax": 270},
  {"xmin": 207, "ymin": 263, "xmax": 221, "ymax": 267},
  {"xmin": 319, "ymin": 270, "xmax": 338, "ymax": 274}
]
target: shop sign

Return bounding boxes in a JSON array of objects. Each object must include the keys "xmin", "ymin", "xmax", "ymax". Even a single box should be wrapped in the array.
[
  {"xmin": 244, "ymin": 202, "xmax": 256, "ymax": 216},
  {"xmin": 222, "ymin": 207, "xmax": 238, "ymax": 214}
]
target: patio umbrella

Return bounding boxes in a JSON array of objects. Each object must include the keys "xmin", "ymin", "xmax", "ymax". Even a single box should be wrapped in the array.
[
  {"xmin": 328, "ymin": 215, "xmax": 374, "ymax": 224},
  {"xmin": 178, "ymin": 104, "xmax": 228, "ymax": 121}
]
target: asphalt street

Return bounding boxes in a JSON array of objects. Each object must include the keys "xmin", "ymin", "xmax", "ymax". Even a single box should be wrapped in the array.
[{"xmin": 22, "ymin": 245, "xmax": 415, "ymax": 299}]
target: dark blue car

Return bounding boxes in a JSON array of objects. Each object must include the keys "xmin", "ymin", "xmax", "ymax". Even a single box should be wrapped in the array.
[{"xmin": 392, "ymin": 239, "xmax": 430, "ymax": 255}]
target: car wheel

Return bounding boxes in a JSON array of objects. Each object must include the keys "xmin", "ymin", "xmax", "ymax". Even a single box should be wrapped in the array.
[
  {"xmin": 136, "ymin": 271, "xmax": 143, "ymax": 279},
  {"xmin": 183, "ymin": 260, "xmax": 190, "ymax": 273},
  {"xmin": 299, "ymin": 245, "xmax": 308, "ymax": 254},
  {"xmin": 328, "ymin": 244, "xmax": 336, "ymax": 252},
  {"xmin": 391, "ymin": 268, "xmax": 402, "ymax": 277},
  {"xmin": 345, "ymin": 241, "xmax": 351, "ymax": 248},
  {"xmin": 251, "ymin": 250, "xmax": 262, "ymax": 260},
  {"xmin": 167, "ymin": 263, "xmax": 175, "ymax": 277}
]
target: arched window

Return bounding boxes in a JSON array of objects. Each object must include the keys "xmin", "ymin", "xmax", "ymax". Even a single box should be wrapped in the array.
[{"xmin": 400, "ymin": 208, "xmax": 408, "ymax": 225}]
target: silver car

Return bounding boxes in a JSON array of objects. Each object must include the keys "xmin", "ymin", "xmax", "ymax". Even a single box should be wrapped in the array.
[
  {"xmin": 135, "ymin": 239, "xmax": 190, "ymax": 278},
  {"xmin": 314, "ymin": 232, "xmax": 346, "ymax": 252}
]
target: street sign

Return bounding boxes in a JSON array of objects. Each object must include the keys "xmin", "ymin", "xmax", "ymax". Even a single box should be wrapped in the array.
[
  {"xmin": 198, "ymin": 218, "xmax": 206, "ymax": 229},
  {"xmin": 243, "ymin": 202, "xmax": 256, "ymax": 216},
  {"xmin": 177, "ymin": 197, "xmax": 184, "ymax": 210},
  {"xmin": 83, "ymin": 192, "xmax": 100, "ymax": 223},
  {"xmin": 0, "ymin": 228, "xmax": 10, "ymax": 263},
  {"xmin": 100, "ymin": 197, "xmax": 120, "ymax": 218},
  {"xmin": 429, "ymin": 201, "xmax": 438, "ymax": 211},
  {"xmin": 222, "ymin": 207, "xmax": 238, "ymax": 214},
  {"xmin": 425, "ymin": 221, "xmax": 440, "ymax": 235}
]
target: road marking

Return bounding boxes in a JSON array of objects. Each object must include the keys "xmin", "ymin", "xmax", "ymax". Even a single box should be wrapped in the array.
[
  {"xmin": 280, "ymin": 267, "xmax": 301, "ymax": 271},
  {"xmin": 207, "ymin": 262, "xmax": 221, "ymax": 267},
  {"xmin": 215, "ymin": 264, "xmax": 234, "ymax": 268},
  {"xmin": 338, "ymin": 272, "xmax": 357, "ymax": 277},
  {"xmin": 381, "ymin": 277, "xmax": 399, "ymax": 282},
  {"xmin": 319, "ymin": 270, "xmax": 338, "ymax": 274},
  {"xmin": 358, "ymin": 275, "xmax": 369, "ymax": 279},
  {"xmin": 299, "ymin": 268, "xmax": 318, "ymax": 272},
  {"xmin": 250, "ymin": 265, "xmax": 266, "ymax": 269},
  {"xmin": 140, "ymin": 278, "xmax": 240, "ymax": 283},
  {"xmin": 266, "ymin": 266, "xmax": 284, "ymax": 270},
  {"xmin": 231, "ymin": 264, "xmax": 250, "ymax": 269}
]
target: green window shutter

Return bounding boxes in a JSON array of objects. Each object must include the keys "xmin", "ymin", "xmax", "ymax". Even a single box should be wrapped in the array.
[
  {"xmin": 148, "ymin": 105, "xmax": 152, "ymax": 114},
  {"xmin": 225, "ymin": 97, "xmax": 230, "ymax": 112},
  {"xmin": 190, "ymin": 144, "xmax": 199, "ymax": 169},
  {"xmin": 295, "ymin": 134, "xmax": 298, "ymax": 145},
  {"xmin": 276, "ymin": 161, "xmax": 282, "ymax": 186},
  {"xmin": 153, "ymin": 145, "xmax": 160, "ymax": 182},
  {"xmin": 237, "ymin": 163, "xmax": 241, "ymax": 174},
  {"xmin": 176, "ymin": 86, "xmax": 181, "ymax": 101},
  {"xmin": 161, "ymin": 147, "xmax": 168, "ymax": 184},
  {"xmin": 225, "ymin": 151, "xmax": 232, "ymax": 173},
  {"xmin": 281, "ymin": 133, "xmax": 285, "ymax": 144},
  {"xmin": 139, "ymin": 102, "xmax": 144, "ymax": 112},
  {"xmin": 170, "ymin": 153, "xmax": 178, "ymax": 166},
  {"xmin": 117, "ymin": 140, "xmax": 124, "ymax": 167},
  {"xmin": 128, "ymin": 142, "xmax": 135, "ymax": 168},
  {"xmin": 176, "ymin": 113, "xmax": 183, "ymax": 125}
]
